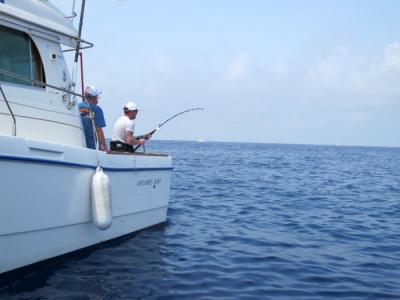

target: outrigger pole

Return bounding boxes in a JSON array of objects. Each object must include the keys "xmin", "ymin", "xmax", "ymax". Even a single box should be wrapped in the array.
[
  {"xmin": 134, "ymin": 107, "xmax": 204, "ymax": 152},
  {"xmin": 71, "ymin": 0, "xmax": 86, "ymax": 97},
  {"xmin": 74, "ymin": 0, "xmax": 86, "ymax": 64},
  {"xmin": 71, "ymin": 0, "xmax": 100, "ymax": 150}
]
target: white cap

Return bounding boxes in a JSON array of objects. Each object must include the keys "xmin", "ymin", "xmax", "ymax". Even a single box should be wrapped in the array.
[
  {"xmin": 85, "ymin": 85, "xmax": 101, "ymax": 97},
  {"xmin": 124, "ymin": 102, "xmax": 138, "ymax": 111}
]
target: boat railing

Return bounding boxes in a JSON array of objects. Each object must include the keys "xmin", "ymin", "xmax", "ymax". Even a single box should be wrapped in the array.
[
  {"xmin": 62, "ymin": 39, "xmax": 94, "ymax": 53},
  {"xmin": 65, "ymin": 12, "xmax": 78, "ymax": 19},
  {"xmin": 0, "ymin": 82, "xmax": 16, "ymax": 136},
  {"xmin": 0, "ymin": 67, "xmax": 84, "ymax": 102},
  {"xmin": 0, "ymin": 67, "xmax": 86, "ymax": 138}
]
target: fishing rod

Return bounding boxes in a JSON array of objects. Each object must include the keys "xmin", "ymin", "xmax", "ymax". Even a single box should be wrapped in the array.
[{"xmin": 134, "ymin": 107, "xmax": 204, "ymax": 151}]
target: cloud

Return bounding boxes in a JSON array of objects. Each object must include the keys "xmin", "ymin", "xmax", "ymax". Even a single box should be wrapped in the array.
[
  {"xmin": 144, "ymin": 50, "xmax": 173, "ymax": 78},
  {"xmin": 93, "ymin": 41, "xmax": 400, "ymax": 145},
  {"xmin": 347, "ymin": 111, "xmax": 368, "ymax": 124},
  {"xmin": 383, "ymin": 42, "xmax": 400, "ymax": 70},
  {"xmin": 268, "ymin": 60, "xmax": 290, "ymax": 80},
  {"xmin": 305, "ymin": 48, "xmax": 350, "ymax": 85},
  {"xmin": 300, "ymin": 43, "xmax": 400, "ymax": 109},
  {"xmin": 227, "ymin": 53, "xmax": 249, "ymax": 82}
]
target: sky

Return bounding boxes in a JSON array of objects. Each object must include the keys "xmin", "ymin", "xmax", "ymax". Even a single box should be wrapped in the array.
[{"xmin": 52, "ymin": 0, "xmax": 400, "ymax": 147}]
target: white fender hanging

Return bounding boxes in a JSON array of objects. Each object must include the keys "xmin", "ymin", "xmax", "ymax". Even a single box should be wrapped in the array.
[{"xmin": 91, "ymin": 166, "xmax": 112, "ymax": 230}]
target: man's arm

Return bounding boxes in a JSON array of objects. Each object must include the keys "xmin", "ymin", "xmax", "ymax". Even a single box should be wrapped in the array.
[
  {"xmin": 93, "ymin": 106, "xmax": 108, "ymax": 152},
  {"xmin": 96, "ymin": 127, "xmax": 108, "ymax": 152},
  {"xmin": 135, "ymin": 132, "xmax": 153, "ymax": 140},
  {"xmin": 125, "ymin": 131, "xmax": 144, "ymax": 145}
]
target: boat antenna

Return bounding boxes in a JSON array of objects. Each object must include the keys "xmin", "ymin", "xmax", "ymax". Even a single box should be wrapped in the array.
[{"xmin": 134, "ymin": 107, "xmax": 204, "ymax": 152}]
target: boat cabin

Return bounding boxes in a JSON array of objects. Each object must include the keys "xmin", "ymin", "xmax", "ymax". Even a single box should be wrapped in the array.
[{"xmin": 0, "ymin": 0, "xmax": 87, "ymax": 147}]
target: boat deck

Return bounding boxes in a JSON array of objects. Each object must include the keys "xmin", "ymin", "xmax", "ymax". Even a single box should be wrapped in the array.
[{"xmin": 107, "ymin": 151, "xmax": 170, "ymax": 157}]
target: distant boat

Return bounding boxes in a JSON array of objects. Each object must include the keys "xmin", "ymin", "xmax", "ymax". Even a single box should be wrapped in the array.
[{"xmin": 198, "ymin": 139, "xmax": 205, "ymax": 143}]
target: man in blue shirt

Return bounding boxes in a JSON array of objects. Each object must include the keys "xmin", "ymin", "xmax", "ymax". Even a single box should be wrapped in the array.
[{"xmin": 78, "ymin": 85, "xmax": 108, "ymax": 151}]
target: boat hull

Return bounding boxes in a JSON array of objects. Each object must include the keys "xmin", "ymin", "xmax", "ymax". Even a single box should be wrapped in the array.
[{"xmin": 0, "ymin": 136, "xmax": 172, "ymax": 274}]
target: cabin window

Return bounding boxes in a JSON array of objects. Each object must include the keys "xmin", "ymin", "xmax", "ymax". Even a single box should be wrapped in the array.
[{"xmin": 0, "ymin": 25, "xmax": 45, "ymax": 87}]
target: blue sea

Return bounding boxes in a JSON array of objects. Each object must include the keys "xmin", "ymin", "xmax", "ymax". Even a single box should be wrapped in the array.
[{"xmin": 1, "ymin": 141, "xmax": 400, "ymax": 299}]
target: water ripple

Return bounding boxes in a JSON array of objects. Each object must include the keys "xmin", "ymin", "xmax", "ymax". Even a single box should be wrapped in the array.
[{"xmin": 1, "ymin": 141, "xmax": 400, "ymax": 299}]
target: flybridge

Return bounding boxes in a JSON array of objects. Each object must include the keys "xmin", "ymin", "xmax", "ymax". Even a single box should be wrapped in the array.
[{"xmin": 0, "ymin": 0, "xmax": 80, "ymax": 47}]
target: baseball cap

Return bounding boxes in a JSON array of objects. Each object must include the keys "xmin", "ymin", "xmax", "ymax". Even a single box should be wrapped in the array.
[
  {"xmin": 124, "ymin": 102, "xmax": 138, "ymax": 111},
  {"xmin": 85, "ymin": 85, "xmax": 101, "ymax": 97}
]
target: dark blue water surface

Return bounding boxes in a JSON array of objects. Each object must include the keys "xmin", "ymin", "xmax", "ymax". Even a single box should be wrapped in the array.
[{"xmin": 1, "ymin": 141, "xmax": 400, "ymax": 299}]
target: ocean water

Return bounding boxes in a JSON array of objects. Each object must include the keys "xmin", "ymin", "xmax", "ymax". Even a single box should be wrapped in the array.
[{"xmin": 1, "ymin": 141, "xmax": 400, "ymax": 299}]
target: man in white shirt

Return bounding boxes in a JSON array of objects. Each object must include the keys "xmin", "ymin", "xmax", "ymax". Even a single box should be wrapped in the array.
[{"xmin": 110, "ymin": 102, "xmax": 151, "ymax": 152}]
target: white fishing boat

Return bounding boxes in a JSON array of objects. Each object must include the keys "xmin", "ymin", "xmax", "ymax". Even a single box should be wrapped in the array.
[{"xmin": 0, "ymin": 0, "xmax": 172, "ymax": 274}]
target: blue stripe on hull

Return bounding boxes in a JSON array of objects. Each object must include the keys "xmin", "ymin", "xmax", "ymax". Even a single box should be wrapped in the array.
[{"xmin": 0, "ymin": 154, "xmax": 173, "ymax": 172}]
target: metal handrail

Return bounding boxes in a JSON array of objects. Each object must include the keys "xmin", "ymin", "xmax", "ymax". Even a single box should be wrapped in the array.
[
  {"xmin": 0, "ymin": 68, "xmax": 84, "ymax": 99},
  {"xmin": 65, "ymin": 12, "xmax": 77, "ymax": 19},
  {"xmin": 62, "ymin": 39, "xmax": 94, "ymax": 53},
  {"xmin": 0, "ymin": 83, "xmax": 17, "ymax": 136}
]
